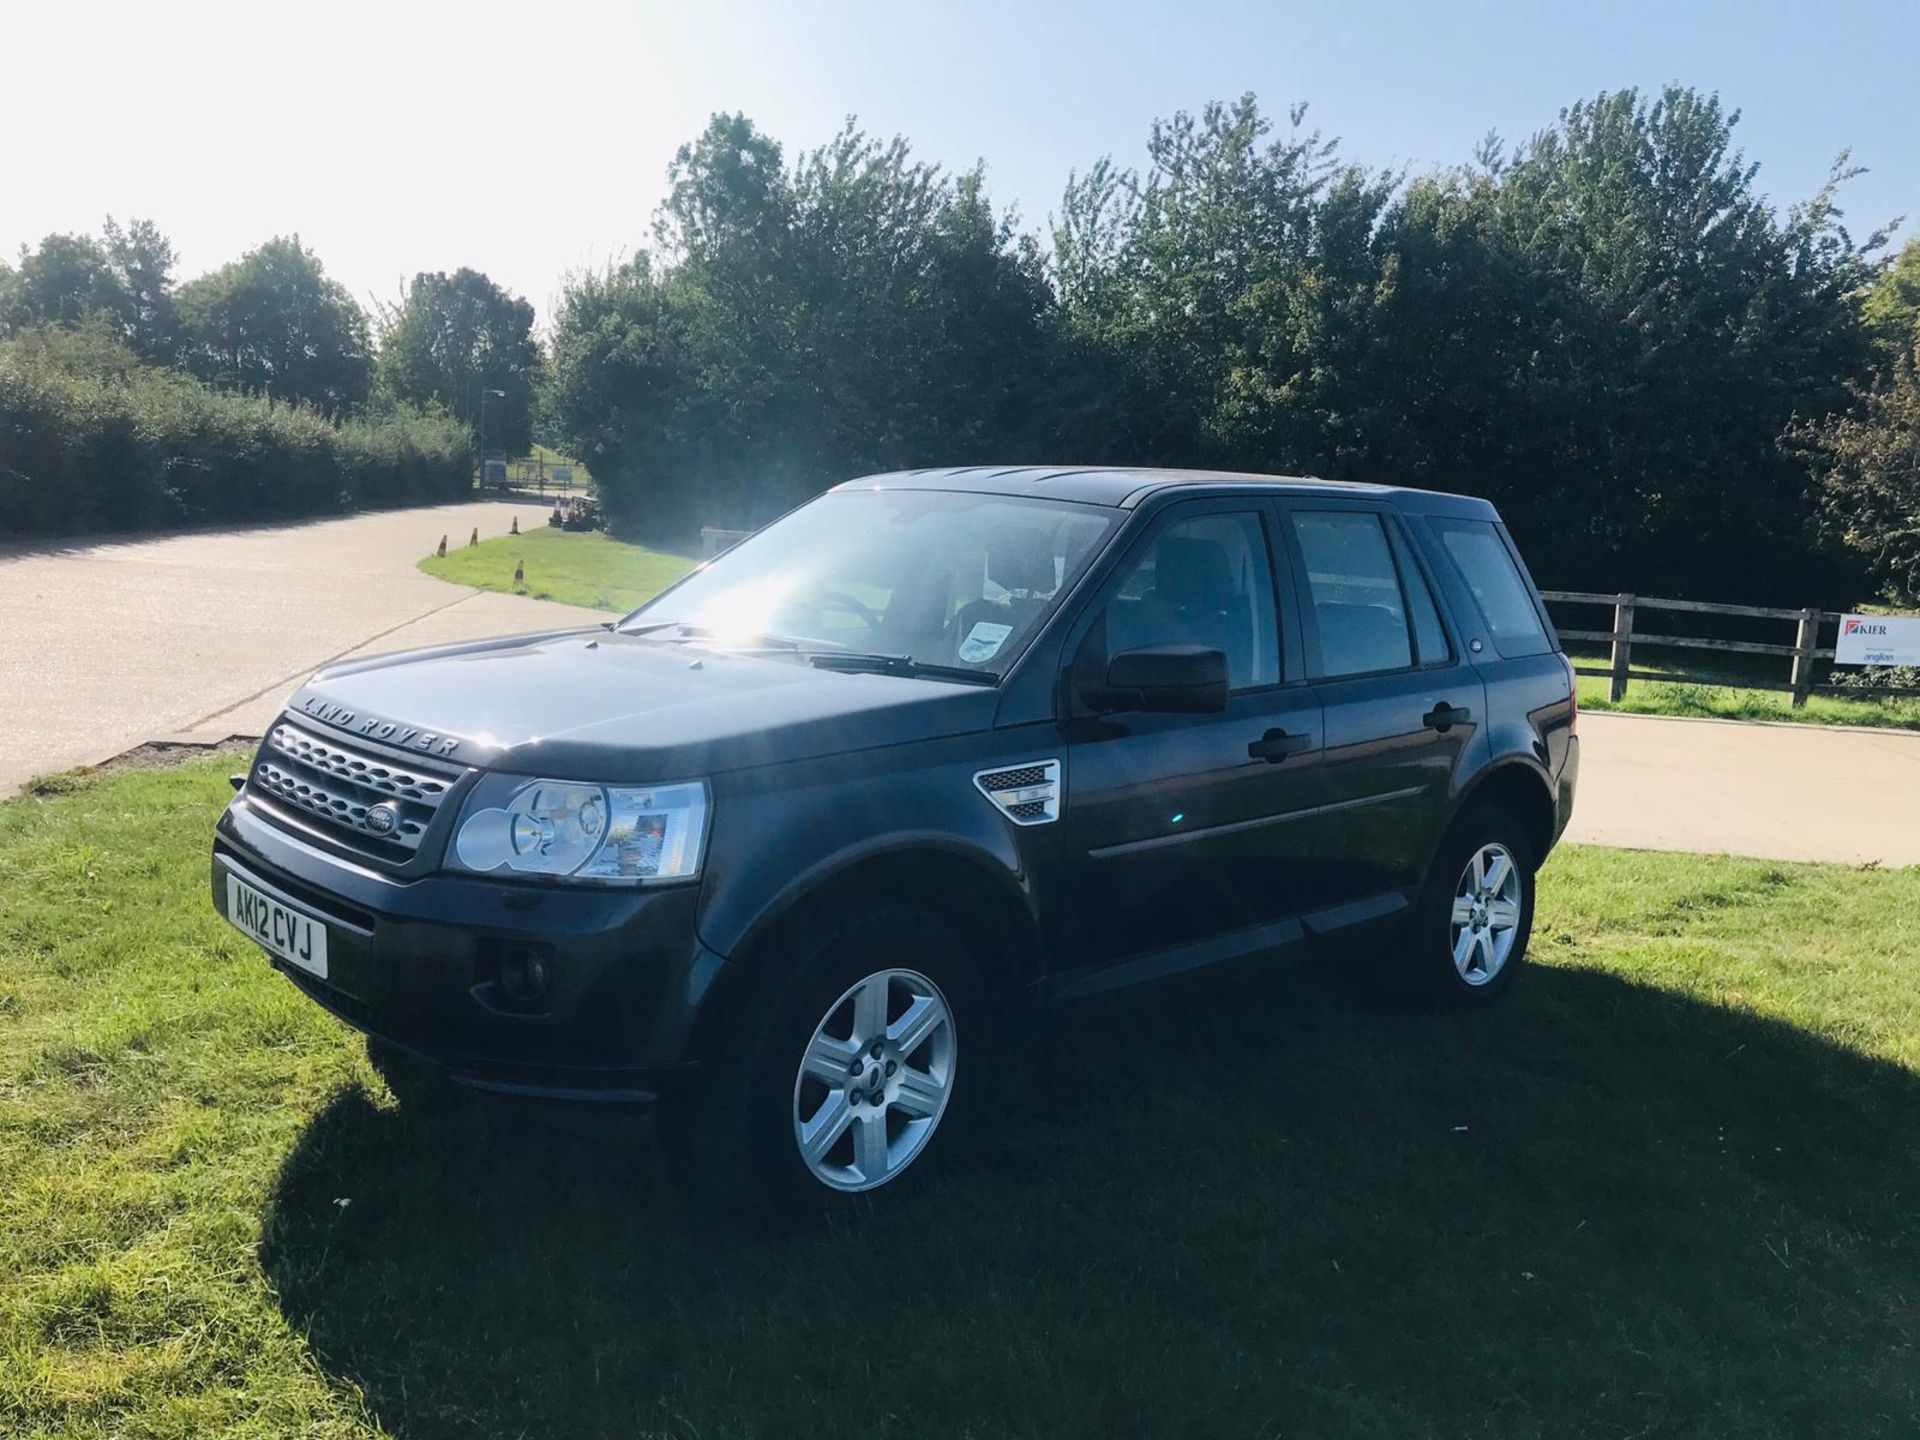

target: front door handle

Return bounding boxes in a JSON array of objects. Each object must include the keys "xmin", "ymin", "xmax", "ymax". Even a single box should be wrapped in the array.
[
  {"xmin": 1248, "ymin": 728, "xmax": 1313, "ymax": 763},
  {"xmin": 1423, "ymin": 702, "xmax": 1474, "ymax": 733}
]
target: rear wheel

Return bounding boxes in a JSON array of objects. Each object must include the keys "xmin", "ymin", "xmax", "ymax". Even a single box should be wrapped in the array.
[
  {"xmin": 1390, "ymin": 805, "xmax": 1536, "ymax": 1006},
  {"xmin": 1447, "ymin": 839, "xmax": 1527, "ymax": 990}
]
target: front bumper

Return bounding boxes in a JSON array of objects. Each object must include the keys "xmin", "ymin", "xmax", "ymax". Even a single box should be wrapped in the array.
[{"xmin": 212, "ymin": 794, "xmax": 730, "ymax": 1102}]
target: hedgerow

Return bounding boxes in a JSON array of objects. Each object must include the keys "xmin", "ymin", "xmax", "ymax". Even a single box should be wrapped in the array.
[{"xmin": 0, "ymin": 328, "xmax": 471, "ymax": 536}]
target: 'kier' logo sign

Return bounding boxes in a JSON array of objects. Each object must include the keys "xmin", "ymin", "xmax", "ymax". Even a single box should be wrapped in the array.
[{"xmin": 1834, "ymin": 613, "xmax": 1920, "ymax": 668}]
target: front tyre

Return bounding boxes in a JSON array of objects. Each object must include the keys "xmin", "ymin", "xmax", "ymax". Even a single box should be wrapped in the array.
[
  {"xmin": 681, "ymin": 906, "xmax": 983, "ymax": 1221},
  {"xmin": 1400, "ymin": 805, "xmax": 1536, "ymax": 1006}
]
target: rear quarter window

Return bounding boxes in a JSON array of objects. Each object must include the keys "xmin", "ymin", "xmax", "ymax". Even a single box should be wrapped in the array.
[{"xmin": 1429, "ymin": 518, "xmax": 1552, "ymax": 657}]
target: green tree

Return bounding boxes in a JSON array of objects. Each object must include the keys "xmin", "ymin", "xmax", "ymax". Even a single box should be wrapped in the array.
[
  {"xmin": 177, "ymin": 236, "xmax": 372, "ymax": 413},
  {"xmin": 1863, "ymin": 238, "xmax": 1920, "ymax": 357},
  {"xmin": 546, "ymin": 255, "xmax": 715, "ymax": 526},
  {"xmin": 101, "ymin": 216, "xmax": 182, "ymax": 363},
  {"xmin": 549, "ymin": 92, "xmax": 1889, "ymax": 601},
  {"xmin": 1049, "ymin": 86, "xmax": 1885, "ymax": 600},
  {"xmin": 1, "ymin": 219, "xmax": 181, "ymax": 362},
  {"xmin": 551, "ymin": 113, "xmax": 1058, "ymax": 533},
  {"xmin": 1361, "ymin": 88, "xmax": 1883, "ymax": 597},
  {"xmin": 1812, "ymin": 336, "xmax": 1920, "ymax": 603},
  {"xmin": 1048, "ymin": 97, "xmax": 1402, "ymax": 471},
  {"xmin": 376, "ymin": 268, "xmax": 541, "ymax": 454},
  {"xmin": 3, "ymin": 232, "xmax": 125, "ymax": 333}
]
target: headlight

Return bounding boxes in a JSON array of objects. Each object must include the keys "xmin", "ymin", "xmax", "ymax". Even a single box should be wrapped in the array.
[{"xmin": 450, "ymin": 777, "xmax": 709, "ymax": 884}]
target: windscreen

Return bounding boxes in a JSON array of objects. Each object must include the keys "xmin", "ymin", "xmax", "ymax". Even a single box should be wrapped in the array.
[{"xmin": 623, "ymin": 490, "xmax": 1118, "ymax": 676}]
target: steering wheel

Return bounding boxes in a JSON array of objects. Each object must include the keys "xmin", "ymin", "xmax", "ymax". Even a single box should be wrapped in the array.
[{"xmin": 815, "ymin": 590, "xmax": 882, "ymax": 634}]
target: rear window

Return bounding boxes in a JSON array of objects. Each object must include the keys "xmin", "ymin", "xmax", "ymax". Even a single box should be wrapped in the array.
[
  {"xmin": 1289, "ymin": 511, "xmax": 1414, "ymax": 677},
  {"xmin": 1431, "ymin": 518, "xmax": 1549, "ymax": 656}
]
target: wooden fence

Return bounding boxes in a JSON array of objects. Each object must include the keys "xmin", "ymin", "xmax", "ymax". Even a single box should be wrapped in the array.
[
  {"xmin": 700, "ymin": 526, "xmax": 751, "ymax": 559},
  {"xmin": 1540, "ymin": 591, "xmax": 1920, "ymax": 707}
]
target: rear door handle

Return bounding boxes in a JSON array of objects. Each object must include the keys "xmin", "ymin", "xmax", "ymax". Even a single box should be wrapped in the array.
[
  {"xmin": 1248, "ymin": 728, "xmax": 1314, "ymax": 763},
  {"xmin": 1423, "ymin": 702, "xmax": 1474, "ymax": 733}
]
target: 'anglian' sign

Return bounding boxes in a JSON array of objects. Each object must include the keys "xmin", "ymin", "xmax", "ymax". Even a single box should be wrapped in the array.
[{"xmin": 1834, "ymin": 613, "xmax": 1920, "ymax": 668}]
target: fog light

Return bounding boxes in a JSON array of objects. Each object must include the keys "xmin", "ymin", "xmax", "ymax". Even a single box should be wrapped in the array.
[{"xmin": 499, "ymin": 946, "xmax": 551, "ymax": 1002}]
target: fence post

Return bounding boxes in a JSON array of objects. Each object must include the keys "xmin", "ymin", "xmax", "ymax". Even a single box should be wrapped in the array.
[
  {"xmin": 1789, "ymin": 609, "xmax": 1818, "ymax": 709},
  {"xmin": 1609, "ymin": 594, "xmax": 1635, "ymax": 702}
]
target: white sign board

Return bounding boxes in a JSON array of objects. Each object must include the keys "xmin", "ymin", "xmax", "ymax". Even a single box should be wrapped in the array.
[{"xmin": 1834, "ymin": 613, "xmax": 1920, "ymax": 667}]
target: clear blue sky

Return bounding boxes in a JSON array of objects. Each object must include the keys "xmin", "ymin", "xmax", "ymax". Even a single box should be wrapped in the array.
[{"xmin": 5, "ymin": 0, "xmax": 1915, "ymax": 324}]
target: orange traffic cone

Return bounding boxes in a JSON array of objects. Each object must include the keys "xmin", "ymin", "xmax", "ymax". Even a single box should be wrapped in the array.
[
  {"xmin": 436, "ymin": 534, "xmax": 447, "ymax": 557},
  {"xmin": 513, "ymin": 560, "xmax": 525, "ymax": 585},
  {"xmin": 510, "ymin": 515, "xmax": 520, "ymax": 536},
  {"xmin": 469, "ymin": 527, "xmax": 479, "ymax": 547}
]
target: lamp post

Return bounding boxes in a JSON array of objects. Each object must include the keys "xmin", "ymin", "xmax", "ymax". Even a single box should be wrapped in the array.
[{"xmin": 477, "ymin": 387, "xmax": 505, "ymax": 487}]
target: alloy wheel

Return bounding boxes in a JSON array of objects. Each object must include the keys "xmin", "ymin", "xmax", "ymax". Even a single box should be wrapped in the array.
[
  {"xmin": 791, "ymin": 968, "xmax": 956, "ymax": 1192},
  {"xmin": 1449, "ymin": 841, "xmax": 1523, "ymax": 987}
]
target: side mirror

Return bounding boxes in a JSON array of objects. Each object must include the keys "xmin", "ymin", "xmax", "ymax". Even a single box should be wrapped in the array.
[{"xmin": 1089, "ymin": 644, "xmax": 1229, "ymax": 715}]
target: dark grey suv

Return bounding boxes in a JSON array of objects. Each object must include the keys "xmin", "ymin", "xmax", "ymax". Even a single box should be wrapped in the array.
[{"xmin": 213, "ymin": 467, "xmax": 1578, "ymax": 1213}]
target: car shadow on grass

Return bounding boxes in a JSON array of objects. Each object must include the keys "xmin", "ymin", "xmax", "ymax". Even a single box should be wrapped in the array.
[{"xmin": 259, "ymin": 962, "xmax": 1920, "ymax": 1440}]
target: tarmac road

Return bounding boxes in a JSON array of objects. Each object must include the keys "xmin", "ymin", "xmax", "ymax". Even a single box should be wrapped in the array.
[
  {"xmin": 0, "ymin": 499, "xmax": 606, "ymax": 793},
  {"xmin": 3, "ymin": 500, "xmax": 1917, "ymax": 867},
  {"xmin": 1566, "ymin": 710, "xmax": 1920, "ymax": 866}
]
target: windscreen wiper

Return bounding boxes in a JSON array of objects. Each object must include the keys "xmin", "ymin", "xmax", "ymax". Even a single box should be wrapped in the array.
[{"xmin": 802, "ymin": 651, "xmax": 997, "ymax": 685}]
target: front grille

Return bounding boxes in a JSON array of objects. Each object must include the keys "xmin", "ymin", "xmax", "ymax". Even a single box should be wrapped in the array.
[{"xmin": 250, "ymin": 721, "xmax": 464, "ymax": 862}]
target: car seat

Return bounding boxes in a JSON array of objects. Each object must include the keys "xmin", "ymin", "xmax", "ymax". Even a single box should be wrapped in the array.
[{"xmin": 947, "ymin": 525, "xmax": 1059, "ymax": 664}]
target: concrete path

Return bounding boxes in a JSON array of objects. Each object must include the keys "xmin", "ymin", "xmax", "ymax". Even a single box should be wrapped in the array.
[
  {"xmin": 2, "ymin": 503, "xmax": 1917, "ymax": 866},
  {"xmin": 1564, "ymin": 711, "xmax": 1920, "ymax": 867},
  {"xmin": 0, "ymin": 499, "xmax": 605, "ymax": 793}
]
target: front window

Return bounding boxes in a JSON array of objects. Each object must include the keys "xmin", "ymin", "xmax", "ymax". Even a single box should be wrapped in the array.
[
  {"xmin": 622, "ymin": 489, "xmax": 1117, "ymax": 676},
  {"xmin": 1093, "ymin": 510, "xmax": 1280, "ymax": 689}
]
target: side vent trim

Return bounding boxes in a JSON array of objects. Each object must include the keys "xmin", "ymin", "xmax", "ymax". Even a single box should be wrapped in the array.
[{"xmin": 973, "ymin": 759, "xmax": 1062, "ymax": 827}]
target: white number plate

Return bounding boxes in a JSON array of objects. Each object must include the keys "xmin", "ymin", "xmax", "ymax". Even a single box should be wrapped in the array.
[{"xmin": 225, "ymin": 873, "xmax": 329, "ymax": 979}]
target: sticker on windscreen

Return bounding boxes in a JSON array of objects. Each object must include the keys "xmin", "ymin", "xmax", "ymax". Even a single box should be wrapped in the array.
[{"xmin": 959, "ymin": 621, "xmax": 1014, "ymax": 663}]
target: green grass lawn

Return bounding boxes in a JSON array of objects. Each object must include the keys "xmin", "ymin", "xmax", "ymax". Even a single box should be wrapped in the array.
[
  {"xmin": 419, "ymin": 529, "xmax": 695, "ymax": 614},
  {"xmin": 1576, "ymin": 671, "xmax": 1920, "ymax": 729},
  {"xmin": 1567, "ymin": 644, "xmax": 1920, "ymax": 730},
  {"xmin": 4, "ymin": 759, "xmax": 1919, "ymax": 1439}
]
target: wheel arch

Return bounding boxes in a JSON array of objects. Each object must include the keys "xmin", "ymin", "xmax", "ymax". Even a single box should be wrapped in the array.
[
  {"xmin": 688, "ymin": 840, "xmax": 1044, "ymax": 1062},
  {"xmin": 1450, "ymin": 759, "xmax": 1558, "ymax": 870}
]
